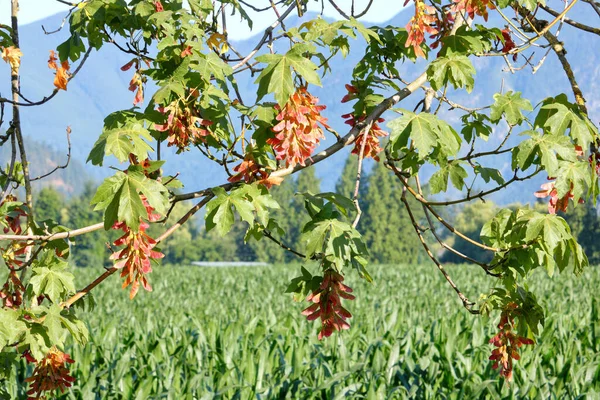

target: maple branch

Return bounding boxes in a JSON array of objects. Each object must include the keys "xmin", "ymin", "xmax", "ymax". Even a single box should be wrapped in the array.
[
  {"xmin": 413, "ymin": 174, "xmax": 500, "ymax": 276},
  {"xmin": 0, "ymin": 46, "xmax": 92, "ymax": 107},
  {"xmin": 231, "ymin": 2, "xmax": 297, "ymax": 71},
  {"xmin": 353, "ymin": 0, "xmax": 375, "ymax": 18},
  {"xmin": 61, "ymin": 195, "xmax": 214, "ymax": 309},
  {"xmin": 352, "ymin": 122, "xmax": 371, "ymax": 229},
  {"xmin": 400, "ymin": 185, "xmax": 480, "ymax": 314},
  {"xmin": 262, "ymin": 230, "xmax": 308, "ymax": 259},
  {"xmin": 582, "ymin": 0, "xmax": 600, "ymax": 17},
  {"xmin": 30, "ymin": 126, "xmax": 72, "ymax": 182},
  {"xmin": 9, "ymin": 0, "xmax": 32, "ymax": 222},
  {"xmin": 328, "ymin": 0, "xmax": 351, "ymax": 19},
  {"xmin": 539, "ymin": 4, "xmax": 600, "ymax": 35},
  {"xmin": 0, "ymin": 223, "xmax": 104, "ymax": 242}
]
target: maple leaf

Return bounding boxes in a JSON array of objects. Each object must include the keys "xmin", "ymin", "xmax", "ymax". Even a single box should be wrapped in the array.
[
  {"xmin": 48, "ymin": 50, "xmax": 70, "ymax": 91},
  {"xmin": 1, "ymin": 46, "xmax": 23, "ymax": 74},
  {"xmin": 302, "ymin": 270, "xmax": 355, "ymax": 340},
  {"xmin": 405, "ymin": 0, "xmax": 439, "ymax": 58},
  {"xmin": 268, "ymin": 86, "xmax": 329, "ymax": 167},
  {"xmin": 206, "ymin": 32, "xmax": 229, "ymax": 54},
  {"xmin": 25, "ymin": 346, "xmax": 75, "ymax": 399}
]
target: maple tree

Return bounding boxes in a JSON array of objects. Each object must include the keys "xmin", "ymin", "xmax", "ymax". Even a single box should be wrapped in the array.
[{"xmin": 0, "ymin": 0, "xmax": 599, "ymax": 396}]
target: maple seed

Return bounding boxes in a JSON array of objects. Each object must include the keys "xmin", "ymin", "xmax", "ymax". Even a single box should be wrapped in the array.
[
  {"xmin": 302, "ymin": 270, "xmax": 355, "ymax": 340},
  {"xmin": 111, "ymin": 195, "xmax": 164, "ymax": 299},
  {"xmin": 534, "ymin": 179, "xmax": 583, "ymax": 214},
  {"xmin": 155, "ymin": 96, "xmax": 213, "ymax": 152},
  {"xmin": 405, "ymin": 0, "xmax": 439, "ymax": 58},
  {"xmin": 228, "ymin": 153, "xmax": 283, "ymax": 189},
  {"xmin": 268, "ymin": 86, "xmax": 329, "ymax": 168},
  {"xmin": 25, "ymin": 346, "xmax": 76, "ymax": 399},
  {"xmin": 488, "ymin": 303, "xmax": 534, "ymax": 380}
]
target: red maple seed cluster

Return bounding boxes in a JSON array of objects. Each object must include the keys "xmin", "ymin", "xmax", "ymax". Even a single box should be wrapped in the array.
[
  {"xmin": 24, "ymin": 347, "xmax": 75, "ymax": 400},
  {"xmin": 227, "ymin": 154, "xmax": 283, "ymax": 189},
  {"xmin": 0, "ymin": 195, "xmax": 28, "ymax": 308},
  {"xmin": 302, "ymin": 270, "xmax": 355, "ymax": 340},
  {"xmin": 341, "ymin": 84, "xmax": 388, "ymax": 161},
  {"xmin": 110, "ymin": 197, "xmax": 164, "ymax": 299},
  {"xmin": 155, "ymin": 94, "xmax": 213, "ymax": 153},
  {"xmin": 500, "ymin": 29, "xmax": 518, "ymax": 61},
  {"xmin": 534, "ymin": 180, "xmax": 583, "ymax": 214},
  {"xmin": 121, "ymin": 59, "xmax": 148, "ymax": 106},
  {"xmin": 405, "ymin": 0, "xmax": 439, "ymax": 58},
  {"xmin": 489, "ymin": 303, "xmax": 534, "ymax": 380},
  {"xmin": 451, "ymin": 0, "xmax": 496, "ymax": 21},
  {"xmin": 343, "ymin": 113, "xmax": 387, "ymax": 161},
  {"xmin": 534, "ymin": 146, "xmax": 591, "ymax": 214},
  {"xmin": 268, "ymin": 86, "xmax": 329, "ymax": 167}
]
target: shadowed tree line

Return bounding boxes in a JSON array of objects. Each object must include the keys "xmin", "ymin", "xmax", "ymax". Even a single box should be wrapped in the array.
[{"xmin": 34, "ymin": 154, "xmax": 600, "ymax": 267}]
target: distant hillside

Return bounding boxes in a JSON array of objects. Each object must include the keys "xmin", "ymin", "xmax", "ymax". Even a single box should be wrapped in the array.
[
  {"xmin": 1, "ymin": 7, "xmax": 598, "ymax": 203},
  {"xmin": 0, "ymin": 134, "xmax": 90, "ymax": 196}
]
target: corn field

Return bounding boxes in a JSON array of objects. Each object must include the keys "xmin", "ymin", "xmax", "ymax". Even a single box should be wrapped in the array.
[{"xmin": 6, "ymin": 263, "xmax": 600, "ymax": 399}]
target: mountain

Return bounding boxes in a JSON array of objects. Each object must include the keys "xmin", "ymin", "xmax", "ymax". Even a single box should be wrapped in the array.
[
  {"xmin": 1, "ymin": 6, "xmax": 598, "ymax": 203},
  {"xmin": 0, "ymin": 135, "xmax": 90, "ymax": 196}
]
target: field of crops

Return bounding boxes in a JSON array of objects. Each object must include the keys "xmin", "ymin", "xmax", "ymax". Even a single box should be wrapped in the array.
[{"xmin": 6, "ymin": 263, "xmax": 600, "ymax": 399}]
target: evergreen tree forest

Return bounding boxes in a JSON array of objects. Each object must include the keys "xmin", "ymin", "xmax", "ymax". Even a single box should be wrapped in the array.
[{"xmin": 30, "ymin": 153, "xmax": 600, "ymax": 268}]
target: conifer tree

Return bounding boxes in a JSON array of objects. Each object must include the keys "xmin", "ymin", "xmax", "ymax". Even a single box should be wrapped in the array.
[
  {"xmin": 335, "ymin": 152, "xmax": 359, "ymax": 199},
  {"xmin": 34, "ymin": 187, "xmax": 64, "ymax": 223},
  {"xmin": 361, "ymin": 161, "xmax": 421, "ymax": 264}
]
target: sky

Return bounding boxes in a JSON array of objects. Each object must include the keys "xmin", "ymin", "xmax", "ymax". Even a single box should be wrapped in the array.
[{"xmin": 1, "ymin": 1, "xmax": 406, "ymax": 40}]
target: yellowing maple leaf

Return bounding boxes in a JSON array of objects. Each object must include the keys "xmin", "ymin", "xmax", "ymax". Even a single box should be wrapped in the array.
[
  {"xmin": 48, "ymin": 50, "xmax": 70, "ymax": 91},
  {"xmin": 206, "ymin": 32, "xmax": 229, "ymax": 54},
  {"xmin": 1, "ymin": 46, "xmax": 23, "ymax": 74}
]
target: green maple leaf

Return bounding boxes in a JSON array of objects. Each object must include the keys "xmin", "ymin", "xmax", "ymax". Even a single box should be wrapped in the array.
[
  {"xmin": 514, "ymin": 131, "xmax": 576, "ymax": 176},
  {"xmin": 92, "ymin": 167, "xmax": 168, "ymax": 230},
  {"xmin": 29, "ymin": 254, "xmax": 75, "ymax": 304},
  {"xmin": 255, "ymin": 53, "xmax": 294, "ymax": 106},
  {"xmin": 388, "ymin": 110, "xmax": 461, "ymax": 160},
  {"xmin": 194, "ymin": 52, "xmax": 233, "ymax": 82},
  {"xmin": 42, "ymin": 305, "xmax": 67, "ymax": 347},
  {"xmin": 88, "ymin": 111, "xmax": 154, "ymax": 166},
  {"xmin": 554, "ymin": 160, "xmax": 591, "ymax": 202},
  {"xmin": 525, "ymin": 213, "xmax": 569, "ymax": 253},
  {"xmin": 255, "ymin": 45, "xmax": 322, "ymax": 105},
  {"xmin": 540, "ymin": 103, "xmax": 597, "ymax": 152},
  {"xmin": 0, "ymin": 309, "xmax": 26, "ymax": 348},
  {"xmin": 474, "ymin": 165, "xmax": 505, "ymax": 185},
  {"xmin": 427, "ymin": 55, "xmax": 476, "ymax": 93},
  {"xmin": 490, "ymin": 91, "xmax": 533, "ymax": 126},
  {"xmin": 429, "ymin": 162, "xmax": 469, "ymax": 194}
]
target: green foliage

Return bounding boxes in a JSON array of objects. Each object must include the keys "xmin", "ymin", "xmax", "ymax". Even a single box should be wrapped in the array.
[
  {"xmin": 388, "ymin": 110, "xmax": 461, "ymax": 162},
  {"xmin": 92, "ymin": 166, "xmax": 169, "ymax": 230},
  {"xmin": 426, "ymin": 55, "xmax": 476, "ymax": 93},
  {"xmin": 490, "ymin": 91, "xmax": 533, "ymax": 126}
]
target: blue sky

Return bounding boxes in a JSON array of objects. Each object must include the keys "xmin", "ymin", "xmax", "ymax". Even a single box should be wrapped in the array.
[{"xmin": 2, "ymin": 1, "xmax": 405, "ymax": 39}]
